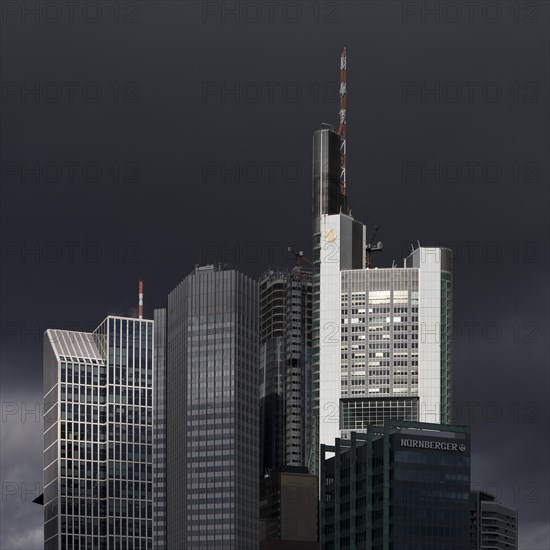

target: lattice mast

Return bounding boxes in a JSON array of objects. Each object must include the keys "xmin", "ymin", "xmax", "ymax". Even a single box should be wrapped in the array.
[
  {"xmin": 338, "ymin": 47, "xmax": 347, "ymax": 211},
  {"xmin": 138, "ymin": 279, "xmax": 143, "ymax": 319}
]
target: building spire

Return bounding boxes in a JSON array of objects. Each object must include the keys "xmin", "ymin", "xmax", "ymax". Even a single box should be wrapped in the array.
[
  {"xmin": 338, "ymin": 47, "xmax": 347, "ymax": 200},
  {"xmin": 138, "ymin": 279, "xmax": 143, "ymax": 319}
]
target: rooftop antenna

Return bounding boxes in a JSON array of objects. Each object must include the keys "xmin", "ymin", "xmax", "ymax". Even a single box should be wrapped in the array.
[{"xmin": 138, "ymin": 279, "xmax": 143, "ymax": 319}]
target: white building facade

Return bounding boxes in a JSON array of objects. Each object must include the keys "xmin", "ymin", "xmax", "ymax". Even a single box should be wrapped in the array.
[{"xmin": 313, "ymin": 238, "xmax": 453, "ymax": 472}]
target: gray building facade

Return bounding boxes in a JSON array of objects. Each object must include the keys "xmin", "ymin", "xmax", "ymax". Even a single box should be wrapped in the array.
[
  {"xmin": 166, "ymin": 265, "xmax": 259, "ymax": 549},
  {"xmin": 470, "ymin": 491, "xmax": 518, "ymax": 549},
  {"xmin": 43, "ymin": 316, "xmax": 155, "ymax": 550},
  {"xmin": 339, "ymin": 247, "xmax": 453, "ymax": 439},
  {"xmin": 152, "ymin": 308, "xmax": 167, "ymax": 549},
  {"xmin": 260, "ymin": 267, "xmax": 312, "ymax": 474}
]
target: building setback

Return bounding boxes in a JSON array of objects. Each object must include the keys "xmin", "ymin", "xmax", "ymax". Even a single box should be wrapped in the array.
[
  {"xmin": 311, "ymin": 125, "xmax": 453, "ymax": 473},
  {"xmin": 43, "ymin": 316, "xmax": 155, "ymax": 550},
  {"xmin": 165, "ymin": 265, "xmax": 259, "ymax": 549},
  {"xmin": 320, "ymin": 420, "xmax": 471, "ymax": 550},
  {"xmin": 470, "ymin": 491, "xmax": 518, "ymax": 549},
  {"xmin": 339, "ymin": 246, "xmax": 453, "ymax": 439},
  {"xmin": 260, "ymin": 267, "xmax": 312, "ymax": 474}
]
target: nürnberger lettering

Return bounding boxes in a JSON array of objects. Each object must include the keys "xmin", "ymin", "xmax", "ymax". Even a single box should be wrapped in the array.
[{"xmin": 400, "ymin": 438, "xmax": 462, "ymax": 451}]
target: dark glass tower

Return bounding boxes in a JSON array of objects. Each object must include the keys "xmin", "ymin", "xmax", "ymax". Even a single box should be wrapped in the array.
[
  {"xmin": 312, "ymin": 127, "xmax": 342, "ymax": 234},
  {"xmin": 166, "ymin": 265, "xmax": 259, "ymax": 549},
  {"xmin": 43, "ymin": 316, "xmax": 155, "ymax": 550},
  {"xmin": 320, "ymin": 420, "xmax": 471, "ymax": 550},
  {"xmin": 259, "ymin": 267, "xmax": 312, "ymax": 474}
]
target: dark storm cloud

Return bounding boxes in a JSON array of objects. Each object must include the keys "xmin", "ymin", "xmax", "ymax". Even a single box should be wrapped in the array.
[
  {"xmin": 1, "ymin": 1, "xmax": 548, "ymax": 547},
  {"xmin": 0, "ymin": 389, "xmax": 43, "ymax": 548}
]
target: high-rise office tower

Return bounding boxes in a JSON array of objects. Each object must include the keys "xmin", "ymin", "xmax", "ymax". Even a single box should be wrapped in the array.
[
  {"xmin": 320, "ymin": 420, "xmax": 471, "ymax": 549},
  {"xmin": 311, "ymin": 124, "xmax": 453, "ymax": 474},
  {"xmin": 166, "ymin": 265, "xmax": 259, "ymax": 549},
  {"xmin": 260, "ymin": 267, "xmax": 312, "ymax": 474},
  {"xmin": 311, "ymin": 126, "xmax": 366, "ymax": 473},
  {"xmin": 470, "ymin": 491, "xmax": 518, "ymax": 550},
  {"xmin": 152, "ymin": 308, "xmax": 167, "ymax": 549},
  {"xmin": 43, "ymin": 315, "xmax": 155, "ymax": 550},
  {"xmin": 339, "ymin": 246, "xmax": 453, "ymax": 438}
]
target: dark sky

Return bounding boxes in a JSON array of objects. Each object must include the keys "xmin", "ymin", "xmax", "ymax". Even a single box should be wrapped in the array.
[{"xmin": 1, "ymin": 1, "xmax": 548, "ymax": 547}]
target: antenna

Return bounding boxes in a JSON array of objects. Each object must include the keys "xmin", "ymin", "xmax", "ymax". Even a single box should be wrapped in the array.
[
  {"xmin": 138, "ymin": 279, "xmax": 143, "ymax": 319},
  {"xmin": 338, "ymin": 47, "xmax": 347, "ymax": 200}
]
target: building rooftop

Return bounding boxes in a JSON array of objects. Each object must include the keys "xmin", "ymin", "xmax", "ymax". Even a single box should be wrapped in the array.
[{"xmin": 44, "ymin": 329, "xmax": 103, "ymax": 362}]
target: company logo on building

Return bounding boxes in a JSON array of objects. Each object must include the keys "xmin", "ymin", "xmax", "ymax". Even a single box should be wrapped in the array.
[
  {"xmin": 400, "ymin": 438, "xmax": 466, "ymax": 452},
  {"xmin": 324, "ymin": 229, "xmax": 337, "ymax": 242}
]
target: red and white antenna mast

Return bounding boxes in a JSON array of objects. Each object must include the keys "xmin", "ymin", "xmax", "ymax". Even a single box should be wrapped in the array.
[
  {"xmin": 338, "ymin": 47, "xmax": 347, "ymax": 201},
  {"xmin": 138, "ymin": 279, "xmax": 144, "ymax": 319}
]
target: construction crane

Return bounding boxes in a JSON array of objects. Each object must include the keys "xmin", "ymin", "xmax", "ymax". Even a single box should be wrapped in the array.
[
  {"xmin": 365, "ymin": 225, "xmax": 383, "ymax": 268},
  {"xmin": 287, "ymin": 246, "xmax": 311, "ymax": 268}
]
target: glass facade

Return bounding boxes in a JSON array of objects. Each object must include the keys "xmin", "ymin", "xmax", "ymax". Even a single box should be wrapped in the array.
[
  {"xmin": 153, "ymin": 309, "xmax": 167, "ymax": 549},
  {"xmin": 340, "ymin": 269, "xmax": 419, "ymax": 401},
  {"xmin": 166, "ymin": 266, "xmax": 259, "ymax": 549},
  {"xmin": 312, "ymin": 242, "xmax": 452, "ymax": 475},
  {"xmin": 43, "ymin": 316, "xmax": 154, "ymax": 550},
  {"xmin": 320, "ymin": 420, "xmax": 470, "ymax": 550},
  {"xmin": 259, "ymin": 267, "xmax": 312, "ymax": 473}
]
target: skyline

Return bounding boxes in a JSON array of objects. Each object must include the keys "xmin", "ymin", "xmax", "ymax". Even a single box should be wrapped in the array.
[{"xmin": 1, "ymin": 2, "xmax": 549, "ymax": 548}]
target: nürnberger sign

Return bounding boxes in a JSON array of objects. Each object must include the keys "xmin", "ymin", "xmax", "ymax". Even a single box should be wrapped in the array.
[{"xmin": 400, "ymin": 438, "xmax": 466, "ymax": 452}]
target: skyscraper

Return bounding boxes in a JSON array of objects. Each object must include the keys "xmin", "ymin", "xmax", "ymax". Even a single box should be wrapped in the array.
[
  {"xmin": 311, "ymin": 126, "xmax": 453, "ymax": 473},
  {"xmin": 152, "ymin": 308, "xmax": 167, "ymax": 549},
  {"xmin": 311, "ymin": 126, "xmax": 365, "ymax": 473},
  {"xmin": 166, "ymin": 265, "xmax": 259, "ymax": 549},
  {"xmin": 320, "ymin": 420, "xmax": 471, "ymax": 549},
  {"xmin": 259, "ymin": 266, "xmax": 312, "ymax": 474},
  {"xmin": 470, "ymin": 491, "xmax": 518, "ymax": 549},
  {"xmin": 339, "ymin": 246, "xmax": 453, "ymax": 439},
  {"xmin": 43, "ymin": 315, "xmax": 155, "ymax": 550}
]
